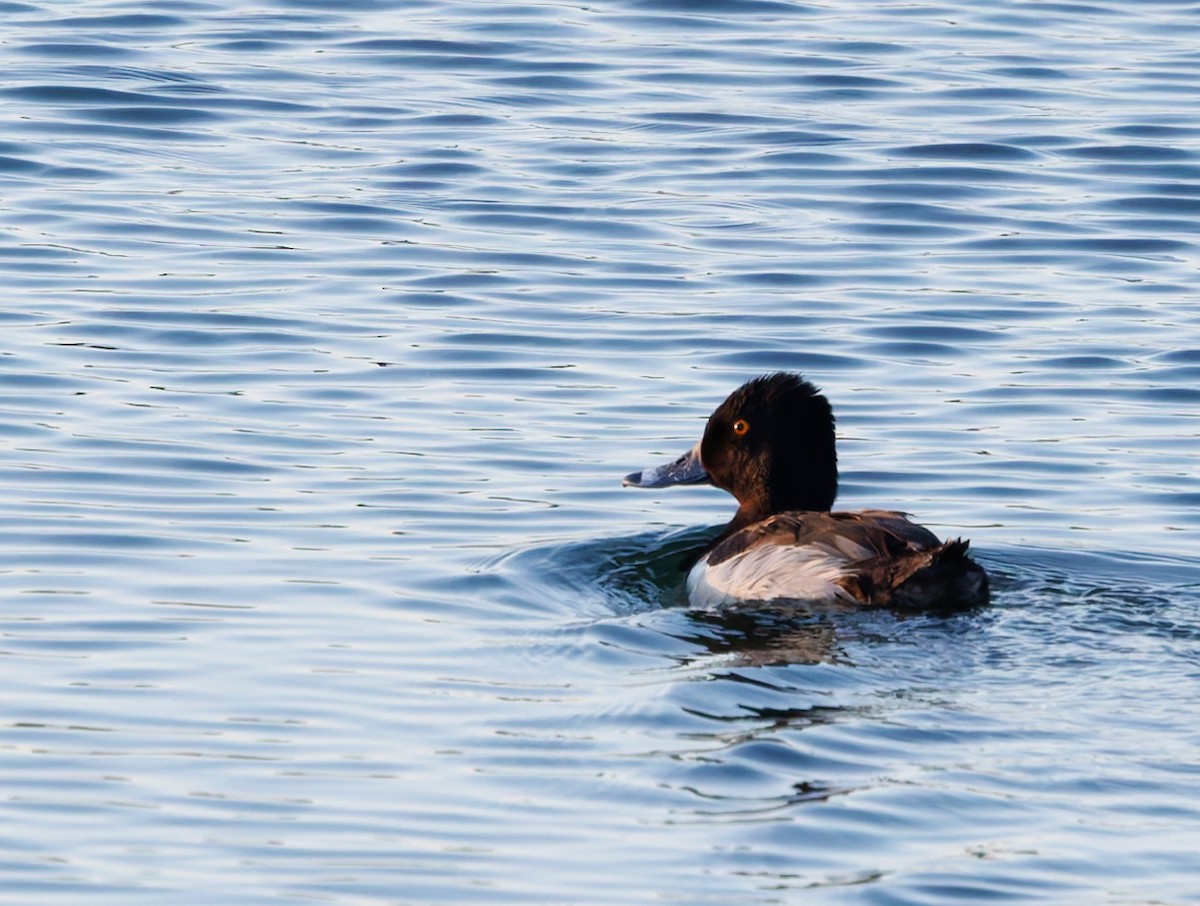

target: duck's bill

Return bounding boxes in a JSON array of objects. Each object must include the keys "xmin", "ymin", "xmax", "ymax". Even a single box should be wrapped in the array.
[{"xmin": 622, "ymin": 442, "xmax": 710, "ymax": 489}]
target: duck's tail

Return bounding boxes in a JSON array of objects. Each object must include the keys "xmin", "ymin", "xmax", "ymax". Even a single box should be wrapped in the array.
[{"xmin": 840, "ymin": 539, "xmax": 989, "ymax": 610}]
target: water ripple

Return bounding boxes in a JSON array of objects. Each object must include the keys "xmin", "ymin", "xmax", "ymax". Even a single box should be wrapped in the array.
[{"xmin": 2, "ymin": 0, "xmax": 1199, "ymax": 903}]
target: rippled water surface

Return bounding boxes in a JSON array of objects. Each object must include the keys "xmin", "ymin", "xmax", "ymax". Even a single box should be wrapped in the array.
[{"xmin": 3, "ymin": 0, "xmax": 1200, "ymax": 902}]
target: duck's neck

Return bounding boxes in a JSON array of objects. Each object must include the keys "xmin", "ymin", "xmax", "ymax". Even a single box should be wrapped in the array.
[
  {"xmin": 769, "ymin": 470, "xmax": 837, "ymax": 515},
  {"xmin": 767, "ymin": 426, "xmax": 838, "ymax": 513},
  {"xmin": 712, "ymin": 461, "xmax": 838, "ymax": 547},
  {"xmin": 713, "ymin": 501, "xmax": 769, "ymax": 545}
]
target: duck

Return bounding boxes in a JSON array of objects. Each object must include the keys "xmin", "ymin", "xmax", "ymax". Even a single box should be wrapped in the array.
[{"xmin": 623, "ymin": 373, "xmax": 988, "ymax": 610}]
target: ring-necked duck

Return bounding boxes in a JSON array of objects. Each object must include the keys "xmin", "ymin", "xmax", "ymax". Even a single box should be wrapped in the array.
[{"xmin": 624, "ymin": 373, "xmax": 988, "ymax": 609}]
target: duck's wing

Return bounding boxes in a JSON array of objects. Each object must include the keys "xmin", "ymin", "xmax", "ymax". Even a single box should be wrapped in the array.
[{"xmin": 831, "ymin": 511, "xmax": 988, "ymax": 608}]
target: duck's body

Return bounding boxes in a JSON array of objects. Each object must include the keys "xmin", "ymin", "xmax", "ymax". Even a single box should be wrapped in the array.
[
  {"xmin": 624, "ymin": 373, "xmax": 988, "ymax": 610},
  {"xmin": 687, "ymin": 509, "xmax": 984, "ymax": 609}
]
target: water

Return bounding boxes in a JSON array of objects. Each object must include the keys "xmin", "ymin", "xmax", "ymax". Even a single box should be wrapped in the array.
[{"xmin": 3, "ymin": 0, "xmax": 1200, "ymax": 902}]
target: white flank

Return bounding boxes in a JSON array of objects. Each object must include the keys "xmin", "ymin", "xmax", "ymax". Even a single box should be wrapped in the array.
[{"xmin": 686, "ymin": 543, "xmax": 854, "ymax": 609}]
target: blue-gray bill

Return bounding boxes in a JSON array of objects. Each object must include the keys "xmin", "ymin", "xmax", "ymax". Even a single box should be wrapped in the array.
[{"xmin": 622, "ymin": 442, "xmax": 710, "ymax": 489}]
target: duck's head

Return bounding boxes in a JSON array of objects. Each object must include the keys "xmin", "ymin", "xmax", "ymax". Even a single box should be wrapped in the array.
[{"xmin": 624, "ymin": 373, "xmax": 838, "ymax": 527}]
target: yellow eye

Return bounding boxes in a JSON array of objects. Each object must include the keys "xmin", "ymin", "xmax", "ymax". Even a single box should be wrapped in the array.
[{"xmin": 732, "ymin": 419, "xmax": 750, "ymax": 437}]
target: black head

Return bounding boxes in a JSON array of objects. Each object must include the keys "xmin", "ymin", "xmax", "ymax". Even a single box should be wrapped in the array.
[{"xmin": 700, "ymin": 373, "xmax": 838, "ymax": 529}]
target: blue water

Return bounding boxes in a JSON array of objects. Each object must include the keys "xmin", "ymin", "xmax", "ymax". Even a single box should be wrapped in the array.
[{"xmin": 3, "ymin": 0, "xmax": 1200, "ymax": 902}]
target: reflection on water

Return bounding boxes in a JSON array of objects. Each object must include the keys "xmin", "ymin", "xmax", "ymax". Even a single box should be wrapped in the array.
[
  {"xmin": 677, "ymin": 607, "xmax": 846, "ymax": 667},
  {"xmin": 2, "ymin": 0, "xmax": 1200, "ymax": 902}
]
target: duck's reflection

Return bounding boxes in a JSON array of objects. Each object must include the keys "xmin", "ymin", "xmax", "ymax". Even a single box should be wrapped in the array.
[{"xmin": 674, "ymin": 603, "xmax": 848, "ymax": 667}]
